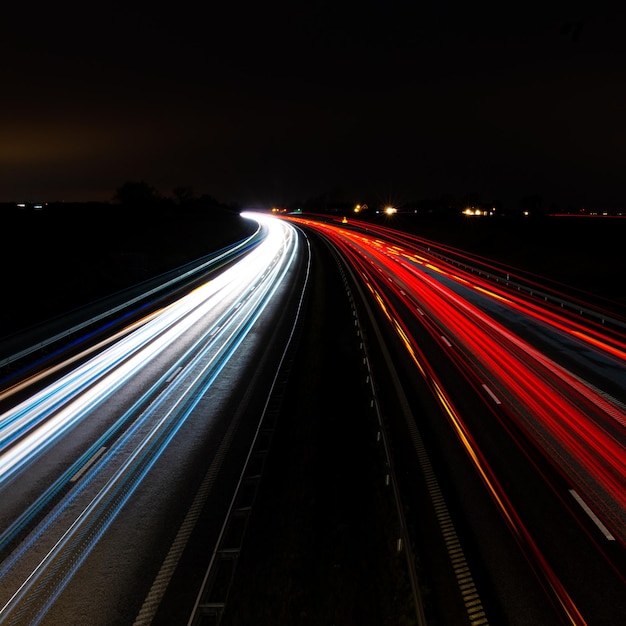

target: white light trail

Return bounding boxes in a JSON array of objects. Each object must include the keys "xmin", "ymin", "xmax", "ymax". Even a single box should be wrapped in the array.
[{"xmin": 0, "ymin": 212, "xmax": 296, "ymax": 488}]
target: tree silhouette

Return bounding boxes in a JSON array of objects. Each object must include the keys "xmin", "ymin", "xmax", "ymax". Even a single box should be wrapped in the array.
[
  {"xmin": 172, "ymin": 186, "xmax": 195, "ymax": 206},
  {"xmin": 113, "ymin": 180, "xmax": 161, "ymax": 207}
]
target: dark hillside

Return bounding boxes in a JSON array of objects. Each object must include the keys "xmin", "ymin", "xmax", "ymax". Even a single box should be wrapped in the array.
[{"xmin": 0, "ymin": 202, "xmax": 256, "ymax": 339}]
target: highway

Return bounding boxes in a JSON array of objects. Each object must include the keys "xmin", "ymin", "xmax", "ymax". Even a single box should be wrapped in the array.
[
  {"xmin": 0, "ymin": 212, "xmax": 308, "ymax": 625},
  {"xmin": 1, "ymin": 209, "xmax": 625, "ymax": 625},
  {"xmin": 284, "ymin": 214, "xmax": 626, "ymax": 626}
]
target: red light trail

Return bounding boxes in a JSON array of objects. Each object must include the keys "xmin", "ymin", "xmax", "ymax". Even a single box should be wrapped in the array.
[{"xmin": 285, "ymin": 214, "xmax": 626, "ymax": 626}]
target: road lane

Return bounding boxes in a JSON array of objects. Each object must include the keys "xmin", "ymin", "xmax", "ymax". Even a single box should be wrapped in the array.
[
  {"xmin": 0, "ymin": 212, "xmax": 305, "ymax": 625},
  {"xmin": 287, "ymin": 214, "xmax": 626, "ymax": 626}
]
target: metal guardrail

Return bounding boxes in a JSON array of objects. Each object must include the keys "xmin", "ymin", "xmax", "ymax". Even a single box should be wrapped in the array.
[
  {"xmin": 185, "ymin": 233, "xmax": 312, "ymax": 626},
  {"xmin": 421, "ymin": 246, "xmax": 626, "ymax": 333}
]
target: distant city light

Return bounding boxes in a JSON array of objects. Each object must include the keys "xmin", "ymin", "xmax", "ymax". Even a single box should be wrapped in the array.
[{"xmin": 463, "ymin": 207, "xmax": 488, "ymax": 216}]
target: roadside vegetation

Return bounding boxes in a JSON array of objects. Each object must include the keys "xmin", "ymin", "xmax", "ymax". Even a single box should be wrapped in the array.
[{"xmin": 0, "ymin": 182, "xmax": 254, "ymax": 338}]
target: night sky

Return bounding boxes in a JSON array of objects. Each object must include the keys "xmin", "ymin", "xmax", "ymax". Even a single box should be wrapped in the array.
[{"xmin": 2, "ymin": 3, "xmax": 625, "ymax": 210}]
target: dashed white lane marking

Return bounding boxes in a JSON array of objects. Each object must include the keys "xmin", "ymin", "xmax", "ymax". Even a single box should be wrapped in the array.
[
  {"xmin": 482, "ymin": 383, "xmax": 502, "ymax": 405},
  {"xmin": 165, "ymin": 366, "xmax": 183, "ymax": 384},
  {"xmin": 70, "ymin": 447, "xmax": 107, "ymax": 483},
  {"xmin": 569, "ymin": 489, "xmax": 615, "ymax": 541}
]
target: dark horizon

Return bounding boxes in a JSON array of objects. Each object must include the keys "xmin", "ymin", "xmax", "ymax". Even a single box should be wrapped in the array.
[{"xmin": 2, "ymin": 190, "xmax": 625, "ymax": 216}]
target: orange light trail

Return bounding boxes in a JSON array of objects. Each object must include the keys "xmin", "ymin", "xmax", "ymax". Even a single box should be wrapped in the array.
[{"xmin": 285, "ymin": 214, "xmax": 626, "ymax": 625}]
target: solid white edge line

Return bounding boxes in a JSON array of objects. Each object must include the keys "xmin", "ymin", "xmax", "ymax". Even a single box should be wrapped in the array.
[{"xmin": 569, "ymin": 489, "xmax": 615, "ymax": 541}]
